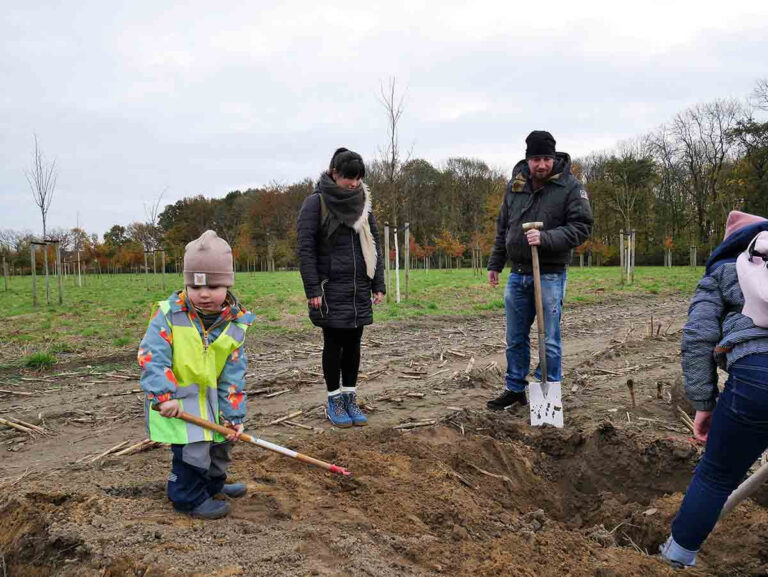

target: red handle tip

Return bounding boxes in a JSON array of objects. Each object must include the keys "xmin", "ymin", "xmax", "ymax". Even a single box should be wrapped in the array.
[{"xmin": 330, "ymin": 464, "xmax": 351, "ymax": 476}]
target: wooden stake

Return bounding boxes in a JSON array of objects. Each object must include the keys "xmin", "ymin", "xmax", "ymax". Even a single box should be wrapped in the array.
[
  {"xmin": 393, "ymin": 419, "xmax": 436, "ymax": 430},
  {"xmin": 626, "ymin": 378, "xmax": 636, "ymax": 408},
  {"xmin": 268, "ymin": 410, "xmax": 303, "ymax": 426},
  {"xmin": 90, "ymin": 440, "xmax": 131, "ymax": 463},
  {"xmin": 0, "ymin": 417, "xmax": 35, "ymax": 434}
]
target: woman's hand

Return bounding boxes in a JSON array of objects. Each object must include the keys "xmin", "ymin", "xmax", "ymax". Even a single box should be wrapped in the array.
[
  {"xmin": 372, "ymin": 292, "xmax": 384, "ymax": 305},
  {"xmin": 224, "ymin": 422, "xmax": 244, "ymax": 441},
  {"xmin": 158, "ymin": 399, "xmax": 181, "ymax": 418},
  {"xmin": 308, "ymin": 296, "xmax": 322, "ymax": 309},
  {"xmin": 693, "ymin": 410, "xmax": 713, "ymax": 442}
]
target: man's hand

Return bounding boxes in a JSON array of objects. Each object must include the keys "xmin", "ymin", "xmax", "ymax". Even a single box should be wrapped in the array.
[
  {"xmin": 224, "ymin": 422, "xmax": 244, "ymax": 441},
  {"xmin": 693, "ymin": 410, "xmax": 713, "ymax": 442},
  {"xmin": 488, "ymin": 270, "xmax": 499, "ymax": 287},
  {"xmin": 372, "ymin": 292, "xmax": 384, "ymax": 304},
  {"xmin": 308, "ymin": 296, "xmax": 322, "ymax": 309},
  {"xmin": 158, "ymin": 399, "xmax": 181, "ymax": 418},
  {"xmin": 526, "ymin": 229, "xmax": 541, "ymax": 246}
]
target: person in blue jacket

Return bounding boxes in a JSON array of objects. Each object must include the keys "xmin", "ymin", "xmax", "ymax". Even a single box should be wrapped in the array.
[{"xmin": 660, "ymin": 211, "xmax": 768, "ymax": 567}]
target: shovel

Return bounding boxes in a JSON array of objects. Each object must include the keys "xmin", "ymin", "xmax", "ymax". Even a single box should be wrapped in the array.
[
  {"xmin": 153, "ymin": 407, "xmax": 351, "ymax": 476},
  {"xmin": 522, "ymin": 221, "xmax": 563, "ymax": 428}
]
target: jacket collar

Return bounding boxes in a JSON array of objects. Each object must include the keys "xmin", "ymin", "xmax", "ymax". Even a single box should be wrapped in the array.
[
  {"xmin": 509, "ymin": 152, "xmax": 572, "ymax": 193},
  {"xmin": 706, "ymin": 221, "xmax": 768, "ymax": 273},
  {"xmin": 168, "ymin": 290, "xmax": 254, "ymax": 326}
]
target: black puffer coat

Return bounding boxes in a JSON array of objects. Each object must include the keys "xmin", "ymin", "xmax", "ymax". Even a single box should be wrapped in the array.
[
  {"xmin": 297, "ymin": 190, "xmax": 386, "ymax": 329},
  {"xmin": 487, "ymin": 152, "xmax": 593, "ymax": 274}
]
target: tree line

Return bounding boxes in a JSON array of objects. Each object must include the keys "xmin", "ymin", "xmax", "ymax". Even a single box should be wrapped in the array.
[{"xmin": 2, "ymin": 79, "xmax": 766, "ymax": 274}]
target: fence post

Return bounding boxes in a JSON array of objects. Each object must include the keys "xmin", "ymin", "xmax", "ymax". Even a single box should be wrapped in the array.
[
  {"xmin": 630, "ymin": 230, "xmax": 636, "ymax": 284},
  {"xmin": 31, "ymin": 243, "xmax": 38, "ymax": 307},
  {"xmin": 162, "ymin": 250, "xmax": 167, "ymax": 292},
  {"xmin": 619, "ymin": 231, "xmax": 625, "ymax": 284},
  {"xmin": 404, "ymin": 222, "xmax": 410, "ymax": 302},
  {"xmin": 56, "ymin": 241, "xmax": 63, "ymax": 305},
  {"xmin": 394, "ymin": 226, "xmax": 401, "ymax": 304},
  {"xmin": 2, "ymin": 256, "xmax": 7, "ymax": 292},
  {"xmin": 384, "ymin": 223, "xmax": 390, "ymax": 303},
  {"xmin": 144, "ymin": 250, "xmax": 150, "ymax": 291}
]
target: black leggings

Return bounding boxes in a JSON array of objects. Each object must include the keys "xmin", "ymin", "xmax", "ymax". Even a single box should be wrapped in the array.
[{"xmin": 322, "ymin": 327, "xmax": 364, "ymax": 392}]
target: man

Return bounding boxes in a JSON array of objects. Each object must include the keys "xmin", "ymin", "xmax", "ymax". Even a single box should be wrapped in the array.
[{"xmin": 486, "ymin": 130, "xmax": 593, "ymax": 410}]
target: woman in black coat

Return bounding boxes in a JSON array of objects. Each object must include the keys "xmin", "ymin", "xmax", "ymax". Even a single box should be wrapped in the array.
[{"xmin": 297, "ymin": 148, "xmax": 386, "ymax": 427}]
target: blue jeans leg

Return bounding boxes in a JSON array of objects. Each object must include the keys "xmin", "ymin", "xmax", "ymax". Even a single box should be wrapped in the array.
[
  {"xmin": 504, "ymin": 273, "xmax": 535, "ymax": 392},
  {"xmin": 533, "ymin": 272, "xmax": 566, "ymax": 383},
  {"xmin": 670, "ymin": 354, "xmax": 768, "ymax": 554}
]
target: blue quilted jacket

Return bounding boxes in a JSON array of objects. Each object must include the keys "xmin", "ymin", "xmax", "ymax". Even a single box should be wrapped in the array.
[{"xmin": 681, "ymin": 222, "xmax": 768, "ymax": 411}]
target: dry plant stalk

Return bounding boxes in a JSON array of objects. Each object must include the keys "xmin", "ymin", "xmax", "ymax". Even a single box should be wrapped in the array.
[{"xmin": 626, "ymin": 378, "xmax": 636, "ymax": 408}]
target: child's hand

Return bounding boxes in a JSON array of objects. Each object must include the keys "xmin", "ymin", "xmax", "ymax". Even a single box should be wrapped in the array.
[
  {"xmin": 158, "ymin": 399, "xmax": 181, "ymax": 418},
  {"xmin": 225, "ymin": 422, "xmax": 244, "ymax": 441},
  {"xmin": 372, "ymin": 292, "xmax": 384, "ymax": 305}
]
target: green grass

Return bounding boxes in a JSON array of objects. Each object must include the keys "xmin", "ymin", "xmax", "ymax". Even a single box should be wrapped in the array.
[
  {"xmin": 23, "ymin": 351, "xmax": 57, "ymax": 369},
  {"xmin": 0, "ymin": 267, "xmax": 703, "ymax": 366}
]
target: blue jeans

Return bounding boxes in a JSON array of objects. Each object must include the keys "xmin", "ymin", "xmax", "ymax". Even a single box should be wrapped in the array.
[
  {"xmin": 504, "ymin": 271, "xmax": 566, "ymax": 392},
  {"xmin": 668, "ymin": 354, "xmax": 768, "ymax": 560}
]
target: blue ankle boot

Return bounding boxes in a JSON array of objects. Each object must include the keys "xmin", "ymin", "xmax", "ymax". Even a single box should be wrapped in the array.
[
  {"xmin": 328, "ymin": 393, "xmax": 353, "ymax": 428},
  {"xmin": 342, "ymin": 391, "xmax": 368, "ymax": 426},
  {"xmin": 220, "ymin": 483, "xmax": 247, "ymax": 498},
  {"xmin": 190, "ymin": 497, "xmax": 230, "ymax": 520}
]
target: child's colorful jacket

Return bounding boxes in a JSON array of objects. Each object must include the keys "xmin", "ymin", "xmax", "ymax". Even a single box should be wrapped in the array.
[{"xmin": 138, "ymin": 290, "xmax": 254, "ymax": 444}]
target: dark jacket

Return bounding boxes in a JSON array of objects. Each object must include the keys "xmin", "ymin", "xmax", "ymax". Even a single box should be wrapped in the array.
[
  {"xmin": 487, "ymin": 152, "xmax": 593, "ymax": 274},
  {"xmin": 297, "ymin": 190, "xmax": 386, "ymax": 329},
  {"xmin": 682, "ymin": 221, "xmax": 768, "ymax": 411}
]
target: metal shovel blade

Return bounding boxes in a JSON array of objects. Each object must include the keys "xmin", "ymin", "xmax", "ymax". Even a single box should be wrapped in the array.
[{"xmin": 529, "ymin": 381, "xmax": 563, "ymax": 428}]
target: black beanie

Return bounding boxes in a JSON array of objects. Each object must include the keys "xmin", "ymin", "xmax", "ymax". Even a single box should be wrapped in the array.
[{"xmin": 525, "ymin": 131, "xmax": 556, "ymax": 159}]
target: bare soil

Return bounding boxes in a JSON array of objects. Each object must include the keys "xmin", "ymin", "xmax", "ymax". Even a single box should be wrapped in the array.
[{"xmin": 1, "ymin": 294, "xmax": 766, "ymax": 576}]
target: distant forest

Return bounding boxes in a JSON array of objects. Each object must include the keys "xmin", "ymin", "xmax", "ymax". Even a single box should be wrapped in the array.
[{"xmin": 3, "ymin": 79, "xmax": 767, "ymax": 272}]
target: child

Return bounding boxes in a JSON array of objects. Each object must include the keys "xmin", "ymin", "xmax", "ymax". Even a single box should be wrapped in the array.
[
  {"xmin": 138, "ymin": 230, "xmax": 254, "ymax": 519},
  {"xmin": 660, "ymin": 211, "xmax": 768, "ymax": 567}
]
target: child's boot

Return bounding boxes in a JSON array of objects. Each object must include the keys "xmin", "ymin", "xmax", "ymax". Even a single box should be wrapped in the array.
[
  {"xmin": 220, "ymin": 483, "xmax": 247, "ymax": 498},
  {"xmin": 190, "ymin": 497, "xmax": 230, "ymax": 519},
  {"xmin": 327, "ymin": 392, "xmax": 353, "ymax": 428},
  {"xmin": 342, "ymin": 389, "xmax": 368, "ymax": 426}
]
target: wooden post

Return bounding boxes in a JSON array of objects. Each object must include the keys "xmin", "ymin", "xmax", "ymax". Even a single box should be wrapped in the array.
[
  {"xmin": 144, "ymin": 250, "xmax": 150, "ymax": 291},
  {"xmin": 384, "ymin": 223, "xmax": 390, "ymax": 303},
  {"xmin": 161, "ymin": 250, "xmax": 167, "ymax": 292},
  {"xmin": 31, "ymin": 243, "xmax": 38, "ymax": 307},
  {"xmin": 55, "ymin": 241, "xmax": 63, "ymax": 305},
  {"xmin": 2, "ymin": 256, "xmax": 7, "ymax": 292},
  {"xmin": 404, "ymin": 222, "xmax": 410, "ymax": 301},
  {"xmin": 630, "ymin": 230, "xmax": 636, "ymax": 284},
  {"xmin": 394, "ymin": 226, "xmax": 401, "ymax": 304},
  {"xmin": 619, "ymin": 231, "xmax": 625, "ymax": 284}
]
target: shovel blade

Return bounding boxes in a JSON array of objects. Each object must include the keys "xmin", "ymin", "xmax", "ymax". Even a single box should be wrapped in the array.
[{"xmin": 529, "ymin": 381, "xmax": 563, "ymax": 428}]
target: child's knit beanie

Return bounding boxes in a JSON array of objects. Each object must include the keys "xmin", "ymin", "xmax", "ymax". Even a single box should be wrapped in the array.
[{"xmin": 183, "ymin": 230, "xmax": 234, "ymax": 287}]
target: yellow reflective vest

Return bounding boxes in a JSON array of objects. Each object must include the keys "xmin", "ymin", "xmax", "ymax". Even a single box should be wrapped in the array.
[{"xmin": 145, "ymin": 300, "xmax": 249, "ymax": 444}]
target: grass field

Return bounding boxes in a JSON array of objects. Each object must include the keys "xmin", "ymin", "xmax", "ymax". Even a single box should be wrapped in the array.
[{"xmin": 0, "ymin": 266, "xmax": 703, "ymax": 367}]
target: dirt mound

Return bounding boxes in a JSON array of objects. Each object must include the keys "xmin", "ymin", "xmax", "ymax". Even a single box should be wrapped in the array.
[{"xmin": 3, "ymin": 415, "xmax": 766, "ymax": 577}]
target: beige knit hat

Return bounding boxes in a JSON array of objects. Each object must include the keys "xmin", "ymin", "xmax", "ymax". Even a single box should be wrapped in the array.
[{"xmin": 183, "ymin": 230, "xmax": 234, "ymax": 287}]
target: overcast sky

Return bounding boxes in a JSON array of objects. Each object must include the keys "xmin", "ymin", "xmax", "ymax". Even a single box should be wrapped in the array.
[{"xmin": 2, "ymin": 1, "xmax": 767, "ymax": 238}]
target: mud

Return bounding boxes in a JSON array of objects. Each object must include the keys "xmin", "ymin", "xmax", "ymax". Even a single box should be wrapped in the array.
[{"xmin": 1, "ymin": 295, "xmax": 767, "ymax": 576}]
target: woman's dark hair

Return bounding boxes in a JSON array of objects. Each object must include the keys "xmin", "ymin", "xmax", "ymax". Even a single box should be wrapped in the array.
[{"xmin": 328, "ymin": 147, "xmax": 365, "ymax": 179}]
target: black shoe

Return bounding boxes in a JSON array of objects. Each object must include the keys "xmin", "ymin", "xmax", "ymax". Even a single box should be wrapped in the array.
[{"xmin": 486, "ymin": 389, "xmax": 528, "ymax": 411}]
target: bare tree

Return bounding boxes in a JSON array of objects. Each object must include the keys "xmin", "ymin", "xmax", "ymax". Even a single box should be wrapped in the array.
[
  {"xmin": 377, "ymin": 77, "xmax": 408, "ymax": 226},
  {"xmin": 25, "ymin": 134, "xmax": 57, "ymax": 304},
  {"xmin": 671, "ymin": 99, "xmax": 743, "ymax": 245},
  {"xmin": 751, "ymin": 78, "xmax": 768, "ymax": 112}
]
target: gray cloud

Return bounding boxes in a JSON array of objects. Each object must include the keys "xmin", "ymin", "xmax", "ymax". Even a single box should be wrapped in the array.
[{"xmin": 1, "ymin": 1, "xmax": 767, "ymax": 236}]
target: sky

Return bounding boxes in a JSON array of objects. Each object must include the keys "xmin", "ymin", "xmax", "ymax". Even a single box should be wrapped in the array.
[{"xmin": 1, "ymin": 0, "xmax": 767, "ymax": 238}]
